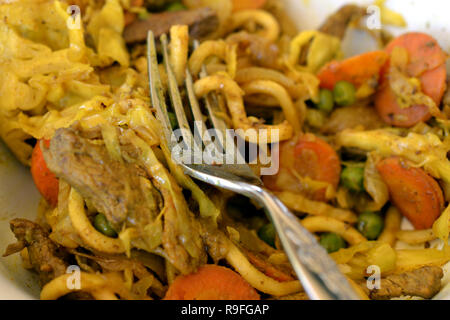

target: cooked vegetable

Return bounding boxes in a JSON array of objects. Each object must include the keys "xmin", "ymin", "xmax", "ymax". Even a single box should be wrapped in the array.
[
  {"xmin": 333, "ymin": 80, "xmax": 356, "ymax": 106},
  {"xmin": 263, "ymin": 134, "xmax": 341, "ymax": 201},
  {"xmin": 377, "ymin": 157, "xmax": 444, "ymax": 229},
  {"xmin": 232, "ymin": 0, "xmax": 266, "ymax": 12},
  {"xmin": 94, "ymin": 213, "xmax": 118, "ymax": 238},
  {"xmin": 31, "ymin": 140, "xmax": 59, "ymax": 207},
  {"xmin": 319, "ymin": 232, "xmax": 347, "ymax": 253},
  {"xmin": 257, "ymin": 222, "xmax": 275, "ymax": 247},
  {"xmin": 363, "ymin": 152, "xmax": 389, "ymax": 211},
  {"xmin": 317, "ymin": 51, "xmax": 388, "ymax": 90},
  {"xmin": 164, "ymin": 264, "xmax": 260, "ymax": 300},
  {"xmin": 395, "ymin": 246, "xmax": 450, "ymax": 274},
  {"xmin": 330, "ymin": 241, "xmax": 397, "ymax": 279},
  {"xmin": 340, "ymin": 166, "xmax": 364, "ymax": 192},
  {"xmin": 292, "ymin": 134, "xmax": 341, "ymax": 200},
  {"xmin": 356, "ymin": 212, "xmax": 384, "ymax": 240},
  {"xmin": 432, "ymin": 202, "xmax": 450, "ymax": 243},
  {"xmin": 374, "ymin": 0, "xmax": 407, "ymax": 27},
  {"xmin": 316, "ymin": 89, "xmax": 334, "ymax": 113},
  {"xmin": 384, "ymin": 33, "xmax": 447, "ymax": 77},
  {"xmin": 288, "ymin": 31, "xmax": 342, "ymax": 73},
  {"xmin": 305, "ymin": 108, "xmax": 327, "ymax": 128},
  {"xmin": 375, "ymin": 32, "xmax": 447, "ymax": 127},
  {"xmin": 336, "ymin": 129, "xmax": 450, "ymax": 186}
]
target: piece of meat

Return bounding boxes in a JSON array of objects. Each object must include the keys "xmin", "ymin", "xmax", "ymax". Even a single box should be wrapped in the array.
[
  {"xmin": 321, "ymin": 104, "xmax": 385, "ymax": 134},
  {"xmin": 198, "ymin": 219, "xmax": 229, "ymax": 263},
  {"xmin": 319, "ymin": 4, "xmax": 366, "ymax": 39},
  {"xmin": 369, "ymin": 266, "xmax": 443, "ymax": 300},
  {"xmin": 123, "ymin": 7, "xmax": 219, "ymax": 43},
  {"xmin": 3, "ymin": 219, "xmax": 69, "ymax": 285},
  {"xmin": 42, "ymin": 126, "xmax": 205, "ymax": 275},
  {"xmin": 41, "ymin": 127, "xmax": 159, "ymax": 231}
]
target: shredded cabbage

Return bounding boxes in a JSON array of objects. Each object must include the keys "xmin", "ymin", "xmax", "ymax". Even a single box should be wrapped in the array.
[
  {"xmin": 288, "ymin": 30, "xmax": 342, "ymax": 73},
  {"xmin": 374, "ymin": 0, "xmax": 407, "ymax": 28},
  {"xmin": 336, "ymin": 129, "xmax": 450, "ymax": 185},
  {"xmin": 364, "ymin": 152, "xmax": 389, "ymax": 211},
  {"xmin": 331, "ymin": 241, "xmax": 397, "ymax": 279},
  {"xmin": 433, "ymin": 204, "xmax": 450, "ymax": 244}
]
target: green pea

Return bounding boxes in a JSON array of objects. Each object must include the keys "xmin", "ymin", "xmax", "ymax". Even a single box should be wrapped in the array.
[
  {"xmin": 258, "ymin": 223, "xmax": 276, "ymax": 247},
  {"xmin": 168, "ymin": 111, "xmax": 178, "ymax": 129},
  {"xmin": 340, "ymin": 166, "xmax": 365, "ymax": 192},
  {"xmin": 319, "ymin": 232, "xmax": 347, "ymax": 253},
  {"xmin": 357, "ymin": 212, "xmax": 384, "ymax": 240},
  {"xmin": 166, "ymin": 1, "xmax": 186, "ymax": 11},
  {"xmin": 317, "ymin": 89, "xmax": 334, "ymax": 113},
  {"xmin": 333, "ymin": 80, "xmax": 356, "ymax": 106},
  {"xmin": 94, "ymin": 213, "xmax": 117, "ymax": 238},
  {"xmin": 305, "ymin": 108, "xmax": 326, "ymax": 128}
]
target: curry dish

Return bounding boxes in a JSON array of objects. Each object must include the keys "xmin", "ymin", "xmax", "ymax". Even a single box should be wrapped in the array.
[{"xmin": 1, "ymin": 0, "xmax": 449, "ymax": 300}]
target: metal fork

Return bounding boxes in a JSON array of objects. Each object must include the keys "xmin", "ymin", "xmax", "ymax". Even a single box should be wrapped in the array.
[{"xmin": 146, "ymin": 31, "xmax": 360, "ymax": 300}]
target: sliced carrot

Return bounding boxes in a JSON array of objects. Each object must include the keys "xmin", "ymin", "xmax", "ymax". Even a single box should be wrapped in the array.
[
  {"xmin": 384, "ymin": 32, "xmax": 447, "ymax": 77},
  {"xmin": 376, "ymin": 157, "xmax": 444, "ymax": 230},
  {"xmin": 232, "ymin": 0, "xmax": 266, "ymax": 12},
  {"xmin": 420, "ymin": 63, "xmax": 447, "ymax": 104},
  {"xmin": 374, "ymin": 64, "xmax": 446, "ymax": 126},
  {"xmin": 263, "ymin": 134, "xmax": 341, "ymax": 201},
  {"xmin": 293, "ymin": 134, "xmax": 341, "ymax": 193},
  {"xmin": 31, "ymin": 140, "xmax": 59, "ymax": 207},
  {"xmin": 375, "ymin": 32, "xmax": 447, "ymax": 127},
  {"xmin": 164, "ymin": 265, "xmax": 260, "ymax": 300},
  {"xmin": 317, "ymin": 51, "xmax": 388, "ymax": 90}
]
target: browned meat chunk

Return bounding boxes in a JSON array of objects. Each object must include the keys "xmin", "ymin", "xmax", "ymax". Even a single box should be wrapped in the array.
[
  {"xmin": 321, "ymin": 104, "xmax": 385, "ymax": 134},
  {"xmin": 41, "ymin": 127, "xmax": 159, "ymax": 231},
  {"xmin": 123, "ymin": 7, "xmax": 219, "ymax": 43},
  {"xmin": 319, "ymin": 4, "xmax": 366, "ymax": 39},
  {"xmin": 3, "ymin": 219, "xmax": 69, "ymax": 285},
  {"xmin": 370, "ymin": 266, "xmax": 443, "ymax": 300},
  {"xmin": 41, "ymin": 127, "xmax": 205, "ymax": 275}
]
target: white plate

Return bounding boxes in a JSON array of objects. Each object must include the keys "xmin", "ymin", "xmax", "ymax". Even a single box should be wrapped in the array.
[{"xmin": 0, "ymin": 0, "xmax": 449, "ymax": 300}]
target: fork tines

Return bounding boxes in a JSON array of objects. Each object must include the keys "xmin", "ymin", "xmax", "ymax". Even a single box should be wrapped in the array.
[{"xmin": 147, "ymin": 31, "xmax": 234, "ymax": 165}]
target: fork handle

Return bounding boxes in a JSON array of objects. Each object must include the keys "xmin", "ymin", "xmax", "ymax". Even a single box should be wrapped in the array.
[{"xmin": 246, "ymin": 185, "xmax": 360, "ymax": 300}]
